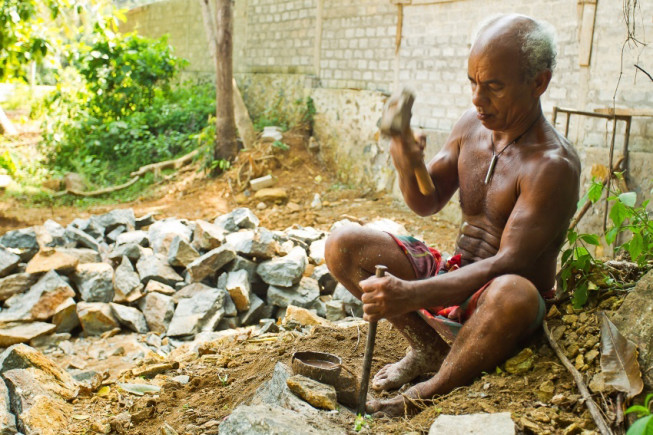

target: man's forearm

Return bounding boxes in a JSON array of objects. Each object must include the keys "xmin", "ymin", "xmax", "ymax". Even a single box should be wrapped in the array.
[
  {"xmin": 406, "ymin": 256, "xmax": 508, "ymax": 309},
  {"xmin": 390, "ymin": 150, "xmax": 440, "ymax": 216}
]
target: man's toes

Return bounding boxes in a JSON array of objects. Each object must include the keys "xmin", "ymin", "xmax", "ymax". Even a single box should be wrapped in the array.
[{"xmin": 365, "ymin": 398, "xmax": 381, "ymax": 415}]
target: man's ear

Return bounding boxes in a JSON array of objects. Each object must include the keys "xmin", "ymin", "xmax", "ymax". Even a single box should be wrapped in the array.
[{"xmin": 532, "ymin": 69, "xmax": 552, "ymax": 98}]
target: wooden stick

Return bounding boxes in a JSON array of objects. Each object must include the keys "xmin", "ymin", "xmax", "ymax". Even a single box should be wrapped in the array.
[
  {"xmin": 543, "ymin": 320, "xmax": 612, "ymax": 435},
  {"xmin": 357, "ymin": 265, "xmax": 387, "ymax": 415},
  {"xmin": 130, "ymin": 149, "xmax": 199, "ymax": 178}
]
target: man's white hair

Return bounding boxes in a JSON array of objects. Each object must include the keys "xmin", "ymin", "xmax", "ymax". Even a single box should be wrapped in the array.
[{"xmin": 473, "ymin": 14, "xmax": 558, "ymax": 81}]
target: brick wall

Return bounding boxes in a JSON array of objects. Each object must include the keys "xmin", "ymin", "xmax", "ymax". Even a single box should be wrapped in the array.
[{"xmin": 122, "ymin": 0, "xmax": 653, "ymax": 232}]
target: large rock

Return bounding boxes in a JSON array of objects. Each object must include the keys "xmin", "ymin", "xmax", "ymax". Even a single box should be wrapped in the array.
[
  {"xmin": 311, "ymin": 264, "xmax": 337, "ymax": 295},
  {"xmin": 144, "ymin": 280, "xmax": 175, "ymax": 296},
  {"xmin": 0, "ymin": 344, "xmax": 78, "ymax": 399},
  {"xmin": 90, "ymin": 209, "xmax": 135, "ymax": 234},
  {"xmin": 0, "ymin": 323, "xmax": 56, "ymax": 347},
  {"xmin": 192, "ymin": 220, "xmax": 225, "ymax": 251},
  {"xmin": 0, "ymin": 378, "xmax": 17, "ymax": 434},
  {"xmin": 238, "ymin": 294, "xmax": 266, "ymax": 326},
  {"xmin": 249, "ymin": 362, "xmax": 317, "ymax": 414},
  {"xmin": 215, "ymin": 208, "xmax": 260, "ymax": 233},
  {"xmin": 332, "ymin": 283, "xmax": 363, "ymax": 317},
  {"xmin": 113, "ymin": 256, "xmax": 144, "ymax": 303},
  {"xmin": 428, "ymin": 412, "xmax": 515, "ymax": 435},
  {"xmin": 76, "ymin": 302, "xmax": 119, "ymax": 336},
  {"xmin": 0, "ymin": 273, "xmax": 38, "ymax": 302},
  {"xmin": 308, "ymin": 239, "xmax": 326, "ymax": 265},
  {"xmin": 0, "ymin": 227, "xmax": 39, "ymax": 262},
  {"xmin": 225, "ymin": 229, "xmax": 278, "ymax": 260},
  {"xmin": 611, "ymin": 270, "xmax": 653, "ymax": 389},
  {"xmin": 115, "ymin": 230, "xmax": 149, "ymax": 247},
  {"xmin": 138, "ymin": 292, "xmax": 175, "ymax": 334},
  {"xmin": 110, "ymin": 303, "xmax": 148, "ymax": 333},
  {"xmin": 186, "ymin": 246, "xmax": 236, "ymax": 283},
  {"xmin": 72, "ymin": 262, "xmax": 115, "ymax": 302},
  {"xmin": 57, "ymin": 248, "xmax": 101, "ymax": 264},
  {"xmin": 52, "ymin": 298, "xmax": 79, "ymax": 333},
  {"xmin": 218, "ymin": 404, "xmax": 331, "ymax": 435},
  {"xmin": 267, "ymin": 277, "xmax": 320, "ymax": 309},
  {"xmin": 64, "ymin": 226, "xmax": 100, "ymax": 251},
  {"xmin": 225, "ymin": 270, "xmax": 251, "ymax": 312},
  {"xmin": 0, "ymin": 270, "xmax": 75, "ymax": 322},
  {"xmin": 25, "ymin": 248, "xmax": 79, "ymax": 275},
  {"xmin": 108, "ymin": 243, "xmax": 149, "ymax": 262},
  {"xmin": 148, "ymin": 219, "xmax": 192, "ymax": 255},
  {"xmin": 225, "ymin": 255, "xmax": 259, "ymax": 283},
  {"xmin": 69, "ymin": 217, "xmax": 103, "ymax": 239},
  {"xmin": 167, "ymin": 288, "xmax": 225, "ymax": 337},
  {"xmin": 3, "ymin": 369, "xmax": 73, "ymax": 435},
  {"xmin": 256, "ymin": 246, "xmax": 307, "ymax": 287},
  {"xmin": 0, "ymin": 247, "xmax": 20, "ymax": 278},
  {"xmin": 167, "ymin": 236, "xmax": 199, "ymax": 268},
  {"xmin": 286, "ymin": 227, "xmax": 323, "ymax": 244},
  {"xmin": 136, "ymin": 254, "xmax": 184, "ymax": 287},
  {"xmin": 34, "ymin": 219, "xmax": 68, "ymax": 248},
  {"xmin": 286, "ymin": 374, "xmax": 338, "ymax": 410}
]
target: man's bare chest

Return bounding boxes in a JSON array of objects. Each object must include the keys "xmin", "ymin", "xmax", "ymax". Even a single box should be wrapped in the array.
[{"xmin": 457, "ymin": 147, "xmax": 521, "ymax": 223}]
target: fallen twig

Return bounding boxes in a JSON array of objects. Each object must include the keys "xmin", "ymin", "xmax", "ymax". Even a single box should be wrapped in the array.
[
  {"xmin": 634, "ymin": 64, "xmax": 653, "ymax": 82},
  {"xmin": 129, "ymin": 149, "xmax": 199, "ymax": 178},
  {"xmin": 543, "ymin": 320, "xmax": 613, "ymax": 435},
  {"xmin": 60, "ymin": 176, "xmax": 140, "ymax": 197}
]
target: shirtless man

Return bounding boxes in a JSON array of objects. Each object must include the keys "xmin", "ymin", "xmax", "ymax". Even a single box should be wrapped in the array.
[{"xmin": 324, "ymin": 14, "xmax": 581, "ymax": 417}]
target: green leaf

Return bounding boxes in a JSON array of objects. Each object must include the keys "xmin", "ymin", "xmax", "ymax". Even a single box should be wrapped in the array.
[
  {"xmin": 626, "ymin": 405, "xmax": 652, "ymax": 418},
  {"xmin": 572, "ymin": 283, "xmax": 589, "ymax": 309},
  {"xmin": 605, "ymin": 227, "xmax": 619, "ymax": 245},
  {"xmin": 587, "ymin": 181, "xmax": 604, "ymax": 203},
  {"xmin": 567, "ymin": 230, "xmax": 578, "ymax": 245},
  {"xmin": 619, "ymin": 192, "xmax": 637, "ymax": 207},
  {"xmin": 561, "ymin": 249, "xmax": 572, "ymax": 266},
  {"xmin": 610, "ymin": 202, "xmax": 628, "ymax": 227},
  {"xmin": 628, "ymin": 233, "xmax": 644, "ymax": 263},
  {"xmin": 580, "ymin": 234, "xmax": 600, "ymax": 245},
  {"xmin": 573, "ymin": 246, "xmax": 590, "ymax": 260},
  {"xmin": 626, "ymin": 414, "xmax": 653, "ymax": 435}
]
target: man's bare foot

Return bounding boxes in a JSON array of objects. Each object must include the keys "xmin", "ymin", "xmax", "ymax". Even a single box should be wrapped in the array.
[
  {"xmin": 366, "ymin": 387, "xmax": 424, "ymax": 417},
  {"xmin": 372, "ymin": 348, "xmax": 440, "ymax": 391}
]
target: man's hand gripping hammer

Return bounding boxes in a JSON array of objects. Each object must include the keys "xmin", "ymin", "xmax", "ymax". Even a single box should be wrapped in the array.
[{"xmin": 379, "ymin": 88, "xmax": 436, "ymax": 196}]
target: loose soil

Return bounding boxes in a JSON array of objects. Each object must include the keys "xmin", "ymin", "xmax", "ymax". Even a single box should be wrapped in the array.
[{"xmin": 1, "ymin": 122, "xmax": 619, "ymax": 434}]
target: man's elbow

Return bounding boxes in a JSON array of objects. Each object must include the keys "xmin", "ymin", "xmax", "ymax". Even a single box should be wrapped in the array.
[{"xmin": 490, "ymin": 250, "xmax": 533, "ymax": 277}]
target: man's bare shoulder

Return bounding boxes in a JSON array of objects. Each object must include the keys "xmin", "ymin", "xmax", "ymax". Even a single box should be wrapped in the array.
[{"xmin": 520, "ymin": 123, "xmax": 581, "ymax": 198}]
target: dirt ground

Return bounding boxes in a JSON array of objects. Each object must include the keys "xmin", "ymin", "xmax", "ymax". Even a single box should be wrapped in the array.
[{"xmin": 1, "ymin": 124, "xmax": 619, "ymax": 434}]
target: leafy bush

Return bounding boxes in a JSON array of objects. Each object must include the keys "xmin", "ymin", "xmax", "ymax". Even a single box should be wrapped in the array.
[
  {"xmin": 560, "ymin": 177, "xmax": 653, "ymax": 307},
  {"xmin": 41, "ymin": 32, "xmax": 215, "ymax": 185},
  {"xmin": 625, "ymin": 393, "xmax": 653, "ymax": 435}
]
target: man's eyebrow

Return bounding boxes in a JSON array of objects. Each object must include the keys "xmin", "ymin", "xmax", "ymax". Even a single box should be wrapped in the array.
[{"xmin": 467, "ymin": 76, "xmax": 503, "ymax": 85}]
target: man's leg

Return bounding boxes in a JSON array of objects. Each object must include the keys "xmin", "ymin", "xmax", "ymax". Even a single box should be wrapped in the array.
[
  {"xmin": 325, "ymin": 226, "xmax": 450, "ymax": 390},
  {"xmin": 367, "ymin": 274, "xmax": 542, "ymax": 416}
]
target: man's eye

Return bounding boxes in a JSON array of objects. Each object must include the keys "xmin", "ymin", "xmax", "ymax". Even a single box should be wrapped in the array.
[{"xmin": 489, "ymin": 84, "xmax": 503, "ymax": 91}]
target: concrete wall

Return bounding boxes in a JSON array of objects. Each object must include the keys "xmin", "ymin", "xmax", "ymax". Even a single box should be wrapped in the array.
[{"xmin": 121, "ymin": 0, "xmax": 653, "ymax": 234}]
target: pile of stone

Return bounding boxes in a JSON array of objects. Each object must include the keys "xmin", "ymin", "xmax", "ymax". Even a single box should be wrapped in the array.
[{"xmin": 0, "ymin": 207, "xmax": 376, "ymax": 347}]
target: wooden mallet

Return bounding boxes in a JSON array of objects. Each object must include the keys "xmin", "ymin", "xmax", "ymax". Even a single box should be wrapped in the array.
[
  {"xmin": 357, "ymin": 264, "xmax": 387, "ymax": 415},
  {"xmin": 379, "ymin": 87, "xmax": 436, "ymax": 196}
]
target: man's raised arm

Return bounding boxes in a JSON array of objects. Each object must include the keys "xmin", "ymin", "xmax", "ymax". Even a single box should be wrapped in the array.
[{"xmin": 390, "ymin": 111, "xmax": 473, "ymax": 216}]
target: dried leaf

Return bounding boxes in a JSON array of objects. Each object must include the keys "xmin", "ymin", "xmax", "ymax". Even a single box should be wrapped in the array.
[
  {"xmin": 600, "ymin": 313, "xmax": 644, "ymax": 398},
  {"xmin": 117, "ymin": 383, "xmax": 161, "ymax": 396},
  {"xmin": 72, "ymin": 415, "xmax": 90, "ymax": 420},
  {"xmin": 96, "ymin": 386, "xmax": 111, "ymax": 397}
]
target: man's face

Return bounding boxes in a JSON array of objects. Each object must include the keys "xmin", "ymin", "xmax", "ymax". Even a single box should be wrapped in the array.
[{"xmin": 467, "ymin": 43, "xmax": 538, "ymax": 132}]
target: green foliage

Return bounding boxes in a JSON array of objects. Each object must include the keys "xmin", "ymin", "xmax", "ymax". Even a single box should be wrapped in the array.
[
  {"xmin": 354, "ymin": 414, "xmax": 372, "ymax": 432},
  {"xmin": 272, "ymin": 140, "xmax": 289, "ymax": 151},
  {"xmin": 40, "ymin": 31, "xmax": 214, "ymax": 186},
  {"xmin": 0, "ymin": 0, "xmax": 55, "ymax": 80},
  {"xmin": 560, "ymin": 178, "xmax": 653, "ymax": 308},
  {"xmin": 253, "ymin": 95, "xmax": 316, "ymax": 132},
  {"xmin": 626, "ymin": 394, "xmax": 653, "ymax": 435}
]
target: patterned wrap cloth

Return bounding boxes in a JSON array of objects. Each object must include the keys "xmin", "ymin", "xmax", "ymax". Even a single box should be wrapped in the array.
[{"xmin": 387, "ymin": 233, "xmax": 547, "ymax": 344}]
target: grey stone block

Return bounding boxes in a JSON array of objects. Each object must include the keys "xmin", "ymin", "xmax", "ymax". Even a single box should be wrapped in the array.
[
  {"xmin": 73, "ymin": 262, "xmax": 115, "ymax": 303},
  {"xmin": 256, "ymin": 246, "xmax": 306, "ymax": 287},
  {"xmin": 267, "ymin": 277, "xmax": 319, "ymax": 309},
  {"xmin": 136, "ymin": 254, "xmax": 184, "ymax": 287},
  {"xmin": 110, "ymin": 303, "xmax": 148, "ymax": 333}
]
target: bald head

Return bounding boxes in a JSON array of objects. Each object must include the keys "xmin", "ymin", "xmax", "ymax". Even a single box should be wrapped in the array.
[{"xmin": 472, "ymin": 14, "xmax": 557, "ymax": 82}]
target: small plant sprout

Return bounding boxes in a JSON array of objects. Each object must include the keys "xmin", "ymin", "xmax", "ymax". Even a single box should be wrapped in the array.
[
  {"xmin": 218, "ymin": 373, "xmax": 229, "ymax": 386},
  {"xmin": 625, "ymin": 393, "xmax": 653, "ymax": 434}
]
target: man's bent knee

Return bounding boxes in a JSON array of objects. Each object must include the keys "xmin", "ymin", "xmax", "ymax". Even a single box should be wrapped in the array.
[
  {"xmin": 325, "ymin": 225, "xmax": 361, "ymax": 271},
  {"xmin": 479, "ymin": 274, "xmax": 541, "ymax": 324}
]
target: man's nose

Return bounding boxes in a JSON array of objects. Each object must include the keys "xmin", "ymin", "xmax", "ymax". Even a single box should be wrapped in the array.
[{"xmin": 471, "ymin": 85, "xmax": 487, "ymax": 108}]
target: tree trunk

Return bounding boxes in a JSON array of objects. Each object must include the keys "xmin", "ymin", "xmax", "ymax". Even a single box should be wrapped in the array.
[
  {"xmin": 0, "ymin": 105, "xmax": 17, "ymax": 136},
  {"xmin": 213, "ymin": 0, "xmax": 237, "ymax": 168},
  {"xmin": 197, "ymin": 0, "xmax": 256, "ymax": 150}
]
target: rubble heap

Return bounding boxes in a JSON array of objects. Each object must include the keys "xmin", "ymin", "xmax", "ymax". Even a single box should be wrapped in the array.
[{"xmin": 0, "ymin": 207, "xmax": 378, "ymax": 346}]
